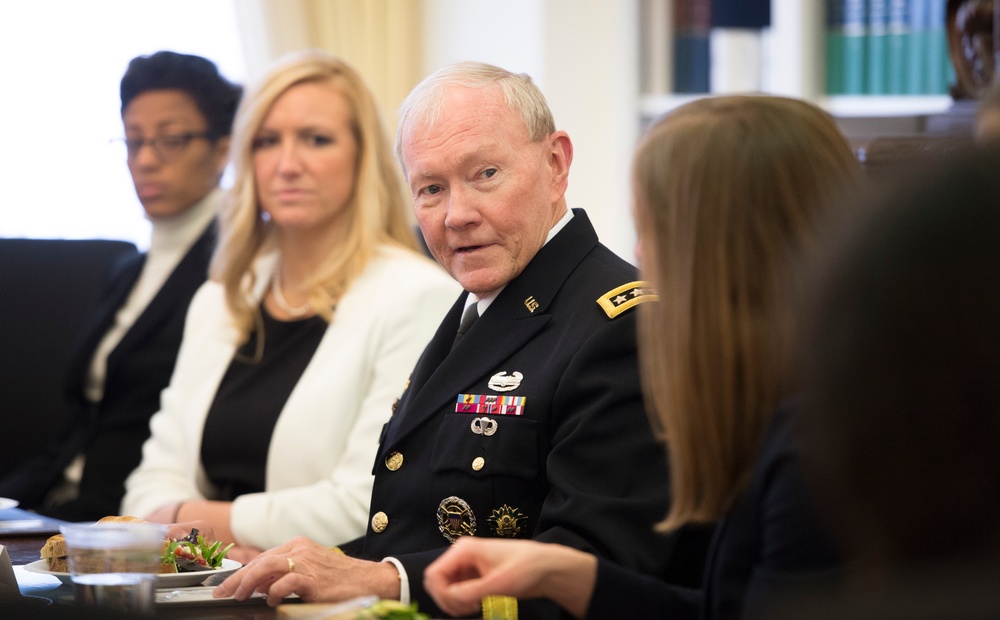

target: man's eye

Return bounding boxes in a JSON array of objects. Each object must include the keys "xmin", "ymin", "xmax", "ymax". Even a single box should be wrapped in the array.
[
  {"xmin": 424, "ymin": 185, "xmax": 443, "ymax": 196},
  {"xmin": 482, "ymin": 168, "xmax": 498, "ymax": 179}
]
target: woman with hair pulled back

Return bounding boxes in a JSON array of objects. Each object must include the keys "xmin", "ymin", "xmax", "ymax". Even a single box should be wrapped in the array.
[
  {"xmin": 423, "ymin": 95, "xmax": 862, "ymax": 619},
  {"xmin": 122, "ymin": 50, "xmax": 458, "ymax": 560}
]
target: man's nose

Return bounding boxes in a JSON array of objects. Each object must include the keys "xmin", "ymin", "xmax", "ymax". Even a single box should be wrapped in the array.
[{"xmin": 443, "ymin": 186, "xmax": 481, "ymax": 229}]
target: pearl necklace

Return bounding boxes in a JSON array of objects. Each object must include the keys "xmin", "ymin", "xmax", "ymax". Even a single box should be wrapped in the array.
[{"xmin": 270, "ymin": 265, "xmax": 312, "ymax": 317}]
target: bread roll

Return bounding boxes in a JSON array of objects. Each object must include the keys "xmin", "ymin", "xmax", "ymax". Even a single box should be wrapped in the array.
[
  {"xmin": 96, "ymin": 515, "xmax": 148, "ymax": 524},
  {"xmin": 39, "ymin": 534, "xmax": 68, "ymax": 572},
  {"xmin": 40, "ymin": 516, "xmax": 152, "ymax": 572}
]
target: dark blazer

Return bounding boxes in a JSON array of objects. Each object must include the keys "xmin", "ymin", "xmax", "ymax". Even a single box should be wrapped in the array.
[
  {"xmin": 348, "ymin": 211, "xmax": 702, "ymax": 618},
  {"xmin": 585, "ymin": 404, "xmax": 839, "ymax": 620},
  {"xmin": 0, "ymin": 223, "xmax": 216, "ymax": 521}
]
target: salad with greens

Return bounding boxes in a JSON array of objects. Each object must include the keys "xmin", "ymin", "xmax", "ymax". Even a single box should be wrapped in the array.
[
  {"xmin": 160, "ymin": 528, "xmax": 234, "ymax": 573},
  {"xmin": 357, "ymin": 600, "xmax": 430, "ymax": 620}
]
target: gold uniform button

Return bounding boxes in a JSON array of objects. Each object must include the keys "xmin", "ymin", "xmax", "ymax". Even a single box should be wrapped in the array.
[
  {"xmin": 385, "ymin": 451, "xmax": 403, "ymax": 471},
  {"xmin": 372, "ymin": 511, "xmax": 388, "ymax": 533},
  {"xmin": 472, "ymin": 456, "xmax": 485, "ymax": 471}
]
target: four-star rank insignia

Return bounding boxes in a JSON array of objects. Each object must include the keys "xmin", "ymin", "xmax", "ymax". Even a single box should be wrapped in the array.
[
  {"xmin": 596, "ymin": 280, "xmax": 658, "ymax": 319},
  {"xmin": 489, "ymin": 504, "xmax": 528, "ymax": 538}
]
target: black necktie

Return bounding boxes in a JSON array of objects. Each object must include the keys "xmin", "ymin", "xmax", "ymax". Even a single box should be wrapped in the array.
[{"xmin": 453, "ymin": 302, "xmax": 480, "ymax": 349}]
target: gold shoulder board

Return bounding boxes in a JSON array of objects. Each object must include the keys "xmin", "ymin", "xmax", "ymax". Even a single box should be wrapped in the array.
[{"xmin": 596, "ymin": 281, "xmax": 658, "ymax": 319}]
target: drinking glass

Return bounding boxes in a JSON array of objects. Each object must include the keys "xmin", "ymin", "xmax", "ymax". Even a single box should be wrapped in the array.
[{"xmin": 60, "ymin": 522, "xmax": 166, "ymax": 615}]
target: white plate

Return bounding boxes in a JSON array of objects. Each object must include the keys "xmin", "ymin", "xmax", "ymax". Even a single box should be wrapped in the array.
[
  {"xmin": 0, "ymin": 497, "xmax": 19, "ymax": 510},
  {"xmin": 22, "ymin": 558, "xmax": 241, "ymax": 588}
]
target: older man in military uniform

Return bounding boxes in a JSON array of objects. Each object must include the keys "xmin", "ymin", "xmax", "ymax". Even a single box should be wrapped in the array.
[{"xmin": 217, "ymin": 62, "xmax": 695, "ymax": 618}]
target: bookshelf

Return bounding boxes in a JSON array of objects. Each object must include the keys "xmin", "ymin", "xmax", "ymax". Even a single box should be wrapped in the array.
[{"xmin": 639, "ymin": 0, "xmax": 961, "ymax": 139}]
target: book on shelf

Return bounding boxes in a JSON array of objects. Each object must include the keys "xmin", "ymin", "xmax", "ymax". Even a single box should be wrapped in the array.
[
  {"xmin": 670, "ymin": 0, "xmax": 770, "ymax": 94},
  {"xmin": 710, "ymin": 0, "xmax": 769, "ymax": 28},
  {"xmin": 708, "ymin": 0, "xmax": 768, "ymax": 93},
  {"xmin": 886, "ymin": 0, "xmax": 910, "ymax": 94},
  {"xmin": 924, "ymin": 0, "xmax": 948, "ymax": 95},
  {"xmin": 906, "ymin": 0, "xmax": 928, "ymax": 93},
  {"xmin": 672, "ymin": 0, "xmax": 711, "ymax": 93},
  {"xmin": 826, "ymin": 0, "xmax": 950, "ymax": 96},
  {"xmin": 867, "ymin": 0, "xmax": 890, "ymax": 95},
  {"xmin": 827, "ymin": 0, "xmax": 868, "ymax": 95}
]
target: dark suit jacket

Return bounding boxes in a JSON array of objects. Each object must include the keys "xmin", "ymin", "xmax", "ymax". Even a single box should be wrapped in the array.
[
  {"xmin": 586, "ymin": 404, "xmax": 839, "ymax": 620},
  {"xmin": 0, "ymin": 223, "xmax": 216, "ymax": 521},
  {"xmin": 347, "ymin": 211, "xmax": 700, "ymax": 618}
]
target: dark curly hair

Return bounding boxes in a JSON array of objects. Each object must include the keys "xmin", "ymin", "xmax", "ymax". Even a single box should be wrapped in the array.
[{"xmin": 120, "ymin": 50, "xmax": 242, "ymax": 138}]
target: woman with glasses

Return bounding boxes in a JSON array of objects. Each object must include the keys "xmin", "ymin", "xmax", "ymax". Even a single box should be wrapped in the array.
[
  {"xmin": 122, "ymin": 50, "xmax": 458, "ymax": 562},
  {"xmin": 0, "ymin": 51, "xmax": 241, "ymax": 522}
]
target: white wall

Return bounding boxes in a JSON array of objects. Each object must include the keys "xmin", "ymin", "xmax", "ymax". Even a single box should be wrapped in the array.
[
  {"xmin": 420, "ymin": 0, "xmax": 639, "ymax": 263},
  {"xmin": 0, "ymin": 1, "xmax": 246, "ymax": 248}
]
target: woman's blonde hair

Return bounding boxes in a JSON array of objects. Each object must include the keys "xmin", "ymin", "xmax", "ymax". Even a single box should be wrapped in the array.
[
  {"xmin": 632, "ymin": 95, "xmax": 862, "ymax": 530},
  {"xmin": 211, "ymin": 50, "xmax": 419, "ymax": 339}
]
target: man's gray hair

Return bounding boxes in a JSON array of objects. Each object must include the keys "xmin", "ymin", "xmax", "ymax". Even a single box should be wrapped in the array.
[{"xmin": 394, "ymin": 61, "xmax": 556, "ymax": 178}]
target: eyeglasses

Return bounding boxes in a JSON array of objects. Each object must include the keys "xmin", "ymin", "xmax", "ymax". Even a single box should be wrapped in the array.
[{"xmin": 111, "ymin": 131, "xmax": 217, "ymax": 162}]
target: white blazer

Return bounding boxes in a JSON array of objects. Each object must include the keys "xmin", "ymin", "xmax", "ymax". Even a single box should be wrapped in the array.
[{"xmin": 122, "ymin": 245, "xmax": 459, "ymax": 549}]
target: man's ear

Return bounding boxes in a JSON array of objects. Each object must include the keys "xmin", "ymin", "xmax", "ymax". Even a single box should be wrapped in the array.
[{"xmin": 548, "ymin": 131, "xmax": 573, "ymax": 199}]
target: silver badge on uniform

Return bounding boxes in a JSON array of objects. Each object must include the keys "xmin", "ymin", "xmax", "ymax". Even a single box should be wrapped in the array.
[
  {"xmin": 488, "ymin": 371, "xmax": 523, "ymax": 392},
  {"xmin": 470, "ymin": 416, "xmax": 498, "ymax": 436}
]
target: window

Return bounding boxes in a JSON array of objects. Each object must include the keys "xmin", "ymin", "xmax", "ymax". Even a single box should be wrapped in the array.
[{"xmin": 0, "ymin": 1, "xmax": 246, "ymax": 248}]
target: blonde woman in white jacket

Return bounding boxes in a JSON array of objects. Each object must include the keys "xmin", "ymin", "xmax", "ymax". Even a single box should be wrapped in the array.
[{"xmin": 122, "ymin": 51, "xmax": 457, "ymax": 562}]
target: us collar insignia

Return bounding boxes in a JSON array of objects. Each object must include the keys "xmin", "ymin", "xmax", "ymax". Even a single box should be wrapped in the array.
[
  {"xmin": 488, "ymin": 371, "xmax": 523, "ymax": 392},
  {"xmin": 456, "ymin": 394, "xmax": 525, "ymax": 416},
  {"xmin": 597, "ymin": 281, "xmax": 658, "ymax": 319},
  {"xmin": 437, "ymin": 496, "xmax": 477, "ymax": 543},
  {"xmin": 489, "ymin": 505, "xmax": 528, "ymax": 538}
]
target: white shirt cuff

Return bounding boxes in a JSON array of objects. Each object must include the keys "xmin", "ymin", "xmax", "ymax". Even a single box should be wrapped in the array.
[{"xmin": 381, "ymin": 557, "xmax": 410, "ymax": 605}]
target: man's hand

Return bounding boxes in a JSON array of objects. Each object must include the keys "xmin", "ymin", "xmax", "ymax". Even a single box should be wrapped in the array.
[{"xmin": 213, "ymin": 536, "xmax": 401, "ymax": 607}]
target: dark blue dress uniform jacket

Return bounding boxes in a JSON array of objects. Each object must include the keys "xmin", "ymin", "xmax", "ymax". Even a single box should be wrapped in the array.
[{"xmin": 344, "ymin": 210, "xmax": 706, "ymax": 618}]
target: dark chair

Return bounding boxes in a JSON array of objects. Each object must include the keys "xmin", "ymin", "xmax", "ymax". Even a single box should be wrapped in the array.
[{"xmin": 0, "ymin": 238, "xmax": 139, "ymax": 479}]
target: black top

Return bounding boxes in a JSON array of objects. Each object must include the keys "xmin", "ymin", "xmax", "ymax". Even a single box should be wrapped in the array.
[
  {"xmin": 586, "ymin": 403, "xmax": 839, "ymax": 620},
  {"xmin": 201, "ymin": 305, "xmax": 326, "ymax": 500}
]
